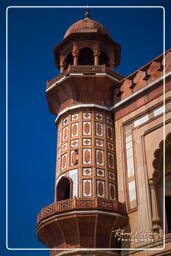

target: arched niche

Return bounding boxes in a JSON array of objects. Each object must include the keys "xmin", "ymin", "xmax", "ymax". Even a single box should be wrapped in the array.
[
  {"xmin": 150, "ymin": 132, "xmax": 171, "ymax": 233},
  {"xmin": 78, "ymin": 47, "xmax": 94, "ymax": 65},
  {"xmin": 56, "ymin": 176, "xmax": 73, "ymax": 201},
  {"xmin": 63, "ymin": 52, "xmax": 73, "ymax": 70},
  {"xmin": 99, "ymin": 51, "xmax": 109, "ymax": 66}
]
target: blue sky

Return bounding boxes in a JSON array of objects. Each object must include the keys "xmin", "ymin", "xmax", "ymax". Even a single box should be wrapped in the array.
[{"xmin": 1, "ymin": 0, "xmax": 171, "ymax": 256}]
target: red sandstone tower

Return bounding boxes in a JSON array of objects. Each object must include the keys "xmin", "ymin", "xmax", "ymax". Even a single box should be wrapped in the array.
[{"xmin": 36, "ymin": 9, "xmax": 127, "ymax": 255}]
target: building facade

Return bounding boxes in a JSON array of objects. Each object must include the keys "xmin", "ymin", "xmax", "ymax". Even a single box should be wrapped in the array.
[{"xmin": 36, "ymin": 10, "xmax": 171, "ymax": 256}]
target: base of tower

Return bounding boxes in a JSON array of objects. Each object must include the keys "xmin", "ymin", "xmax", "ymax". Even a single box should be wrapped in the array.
[{"xmin": 51, "ymin": 249, "xmax": 119, "ymax": 256}]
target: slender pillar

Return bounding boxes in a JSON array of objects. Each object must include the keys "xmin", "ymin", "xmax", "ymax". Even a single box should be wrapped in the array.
[
  {"xmin": 94, "ymin": 49, "xmax": 100, "ymax": 65},
  {"xmin": 73, "ymin": 44, "xmax": 79, "ymax": 66},
  {"xmin": 149, "ymin": 178, "xmax": 161, "ymax": 233},
  {"xmin": 60, "ymin": 55, "xmax": 64, "ymax": 73}
]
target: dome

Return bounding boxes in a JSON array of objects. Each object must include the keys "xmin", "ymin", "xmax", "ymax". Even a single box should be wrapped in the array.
[{"xmin": 64, "ymin": 18, "xmax": 109, "ymax": 39}]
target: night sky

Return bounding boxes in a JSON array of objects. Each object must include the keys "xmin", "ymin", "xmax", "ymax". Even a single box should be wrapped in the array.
[{"xmin": 1, "ymin": 0, "xmax": 171, "ymax": 256}]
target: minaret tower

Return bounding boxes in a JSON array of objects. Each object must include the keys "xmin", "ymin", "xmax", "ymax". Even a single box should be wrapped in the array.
[{"xmin": 36, "ymin": 9, "xmax": 127, "ymax": 256}]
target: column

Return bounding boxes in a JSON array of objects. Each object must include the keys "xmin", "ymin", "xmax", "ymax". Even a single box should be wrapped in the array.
[
  {"xmin": 149, "ymin": 178, "xmax": 161, "ymax": 233},
  {"xmin": 93, "ymin": 49, "xmax": 100, "ymax": 65},
  {"xmin": 60, "ymin": 55, "xmax": 64, "ymax": 73},
  {"xmin": 73, "ymin": 44, "xmax": 79, "ymax": 66}
]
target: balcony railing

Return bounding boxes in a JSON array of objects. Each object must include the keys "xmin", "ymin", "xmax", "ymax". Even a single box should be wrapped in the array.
[
  {"xmin": 46, "ymin": 65, "xmax": 123, "ymax": 89},
  {"xmin": 37, "ymin": 198, "xmax": 127, "ymax": 225}
]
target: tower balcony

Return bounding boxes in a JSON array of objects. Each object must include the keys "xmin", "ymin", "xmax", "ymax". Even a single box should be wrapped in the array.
[
  {"xmin": 37, "ymin": 197, "xmax": 127, "ymax": 225},
  {"xmin": 46, "ymin": 65, "xmax": 124, "ymax": 115},
  {"xmin": 46, "ymin": 65, "xmax": 123, "ymax": 90},
  {"xmin": 36, "ymin": 198, "xmax": 127, "ymax": 250}
]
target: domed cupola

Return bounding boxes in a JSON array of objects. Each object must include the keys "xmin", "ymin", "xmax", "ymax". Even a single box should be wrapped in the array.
[{"xmin": 54, "ymin": 9, "xmax": 121, "ymax": 72}]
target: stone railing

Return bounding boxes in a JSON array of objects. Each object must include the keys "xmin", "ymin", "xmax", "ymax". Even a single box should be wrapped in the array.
[
  {"xmin": 119, "ymin": 49, "xmax": 171, "ymax": 100},
  {"xmin": 46, "ymin": 65, "xmax": 123, "ymax": 89},
  {"xmin": 37, "ymin": 198, "xmax": 126, "ymax": 225}
]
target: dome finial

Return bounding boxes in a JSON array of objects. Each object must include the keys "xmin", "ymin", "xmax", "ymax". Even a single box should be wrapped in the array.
[{"xmin": 85, "ymin": 5, "xmax": 90, "ymax": 19}]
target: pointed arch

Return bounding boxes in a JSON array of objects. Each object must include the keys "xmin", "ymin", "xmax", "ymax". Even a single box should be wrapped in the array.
[
  {"xmin": 56, "ymin": 176, "xmax": 73, "ymax": 201},
  {"xmin": 150, "ymin": 132, "xmax": 171, "ymax": 233}
]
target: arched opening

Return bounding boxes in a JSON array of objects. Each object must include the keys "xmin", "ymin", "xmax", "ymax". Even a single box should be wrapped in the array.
[
  {"xmin": 78, "ymin": 47, "xmax": 94, "ymax": 65},
  {"xmin": 63, "ymin": 52, "xmax": 73, "ymax": 70},
  {"xmin": 56, "ymin": 177, "xmax": 72, "ymax": 201},
  {"xmin": 165, "ymin": 141, "xmax": 171, "ymax": 233},
  {"xmin": 99, "ymin": 51, "xmax": 109, "ymax": 66},
  {"xmin": 151, "ymin": 133, "xmax": 171, "ymax": 233}
]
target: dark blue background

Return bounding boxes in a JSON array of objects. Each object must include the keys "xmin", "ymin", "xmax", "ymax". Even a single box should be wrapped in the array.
[{"xmin": 1, "ymin": 0, "xmax": 171, "ymax": 255}]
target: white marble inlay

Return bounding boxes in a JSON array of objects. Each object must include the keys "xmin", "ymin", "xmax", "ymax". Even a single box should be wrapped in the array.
[
  {"xmin": 153, "ymin": 106, "xmax": 164, "ymax": 117},
  {"xmin": 128, "ymin": 181, "xmax": 136, "ymax": 201},
  {"xmin": 126, "ymin": 135, "xmax": 132, "ymax": 143},
  {"xmin": 83, "ymin": 168, "xmax": 92, "ymax": 176},
  {"xmin": 126, "ymin": 141, "xmax": 133, "ymax": 150},
  {"xmin": 134, "ymin": 115, "xmax": 149, "ymax": 128},
  {"xmin": 95, "ymin": 112, "xmax": 103, "ymax": 120},
  {"xmin": 71, "ymin": 113, "xmax": 79, "ymax": 121},
  {"xmin": 126, "ymin": 148, "xmax": 133, "ymax": 158},
  {"xmin": 83, "ymin": 138, "xmax": 91, "ymax": 146},
  {"xmin": 70, "ymin": 139, "xmax": 79, "ymax": 148},
  {"xmin": 83, "ymin": 112, "xmax": 91, "ymax": 119}
]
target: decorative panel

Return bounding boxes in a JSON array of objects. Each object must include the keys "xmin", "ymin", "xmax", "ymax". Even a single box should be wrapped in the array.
[
  {"xmin": 107, "ymin": 142, "xmax": 114, "ymax": 151},
  {"xmin": 107, "ymin": 115, "xmax": 113, "ymax": 125},
  {"xmin": 83, "ymin": 149, "xmax": 92, "ymax": 164},
  {"xmin": 95, "ymin": 122, "xmax": 104, "ymax": 137},
  {"xmin": 107, "ymin": 126, "xmax": 113, "ymax": 140},
  {"xmin": 61, "ymin": 153, "xmax": 67, "ymax": 170},
  {"xmin": 71, "ymin": 123, "xmax": 79, "ymax": 137},
  {"xmin": 108, "ymin": 171, "xmax": 115, "ymax": 181},
  {"xmin": 62, "ymin": 142, "xmax": 67, "ymax": 151},
  {"xmin": 83, "ymin": 122, "xmax": 91, "ymax": 136},
  {"xmin": 95, "ymin": 112, "xmax": 103, "ymax": 121},
  {"xmin": 82, "ymin": 138, "xmax": 92, "ymax": 146},
  {"xmin": 95, "ymin": 139, "xmax": 104, "ymax": 147},
  {"xmin": 71, "ymin": 113, "xmax": 79, "ymax": 121},
  {"xmin": 97, "ymin": 180, "xmax": 105, "ymax": 197},
  {"xmin": 108, "ymin": 152, "xmax": 114, "ymax": 168},
  {"xmin": 83, "ymin": 168, "xmax": 92, "ymax": 176},
  {"xmin": 83, "ymin": 179, "xmax": 92, "ymax": 196},
  {"xmin": 83, "ymin": 112, "xmax": 91, "ymax": 119},
  {"xmin": 96, "ymin": 168, "xmax": 105, "ymax": 177},
  {"xmin": 109, "ymin": 183, "xmax": 116, "ymax": 200},
  {"xmin": 70, "ymin": 139, "xmax": 79, "ymax": 148},
  {"xmin": 62, "ymin": 126, "xmax": 68, "ymax": 142},
  {"xmin": 70, "ymin": 150, "xmax": 78, "ymax": 166},
  {"xmin": 96, "ymin": 150, "xmax": 104, "ymax": 166},
  {"xmin": 63, "ymin": 117, "xmax": 68, "ymax": 126}
]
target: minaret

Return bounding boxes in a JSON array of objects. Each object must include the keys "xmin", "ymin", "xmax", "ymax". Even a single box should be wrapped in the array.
[{"xmin": 36, "ymin": 9, "xmax": 127, "ymax": 256}]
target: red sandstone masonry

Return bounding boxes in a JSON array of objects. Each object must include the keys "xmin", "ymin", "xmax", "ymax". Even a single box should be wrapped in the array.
[{"xmin": 119, "ymin": 49, "xmax": 171, "ymax": 100}]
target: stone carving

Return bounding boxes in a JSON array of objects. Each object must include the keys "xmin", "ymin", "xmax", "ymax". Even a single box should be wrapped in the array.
[
  {"xmin": 97, "ymin": 180, "xmax": 105, "ymax": 197},
  {"xmin": 83, "ymin": 179, "xmax": 92, "ymax": 196},
  {"xmin": 62, "ymin": 126, "xmax": 68, "ymax": 141},
  {"xmin": 71, "ymin": 123, "xmax": 78, "ymax": 137},
  {"xmin": 83, "ymin": 122, "xmax": 91, "ymax": 135},
  {"xmin": 96, "ymin": 122, "xmax": 103, "ymax": 136},
  {"xmin": 96, "ymin": 150, "xmax": 104, "ymax": 166}
]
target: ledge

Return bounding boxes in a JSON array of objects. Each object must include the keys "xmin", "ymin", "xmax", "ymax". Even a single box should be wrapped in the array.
[
  {"xmin": 37, "ymin": 198, "xmax": 127, "ymax": 226},
  {"xmin": 46, "ymin": 65, "xmax": 124, "ymax": 89}
]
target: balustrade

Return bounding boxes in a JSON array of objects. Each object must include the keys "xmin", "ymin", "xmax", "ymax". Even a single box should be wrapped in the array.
[{"xmin": 37, "ymin": 198, "xmax": 126, "ymax": 225}]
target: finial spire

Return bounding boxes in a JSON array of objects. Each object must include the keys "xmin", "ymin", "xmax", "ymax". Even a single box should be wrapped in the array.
[{"xmin": 85, "ymin": 6, "xmax": 90, "ymax": 19}]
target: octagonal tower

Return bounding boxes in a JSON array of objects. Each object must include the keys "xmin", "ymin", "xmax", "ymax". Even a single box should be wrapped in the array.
[{"xmin": 36, "ymin": 9, "xmax": 127, "ymax": 256}]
